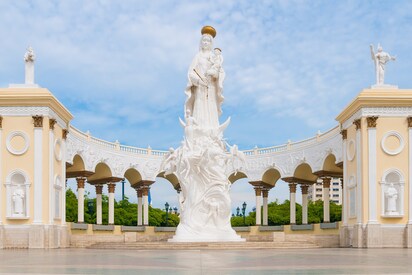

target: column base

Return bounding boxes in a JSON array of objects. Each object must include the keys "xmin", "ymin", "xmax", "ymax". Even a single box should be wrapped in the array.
[
  {"xmin": 366, "ymin": 223, "xmax": 382, "ymax": 248},
  {"xmin": 407, "ymin": 224, "xmax": 412, "ymax": 248},
  {"xmin": 339, "ymin": 225, "xmax": 350, "ymax": 247},
  {"xmin": 352, "ymin": 224, "xmax": 364, "ymax": 248}
]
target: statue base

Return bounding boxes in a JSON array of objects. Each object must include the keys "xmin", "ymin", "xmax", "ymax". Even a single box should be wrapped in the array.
[
  {"xmin": 371, "ymin": 84, "xmax": 398, "ymax": 89},
  {"xmin": 168, "ymin": 224, "xmax": 245, "ymax": 242}
]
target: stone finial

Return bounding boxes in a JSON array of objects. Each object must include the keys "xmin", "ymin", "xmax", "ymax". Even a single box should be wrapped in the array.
[
  {"xmin": 340, "ymin": 129, "xmax": 347, "ymax": 140},
  {"xmin": 407, "ymin": 117, "xmax": 412, "ymax": 128},
  {"xmin": 49, "ymin": 118, "xmax": 57, "ymax": 130},
  {"xmin": 32, "ymin": 115, "xmax": 43, "ymax": 128},
  {"xmin": 366, "ymin": 116, "xmax": 378, "ymax": 128},
  {"xmin": 353, "ymin": 119, "xmax": 361, "ymax": 130},
  {"xmin": 24, "ymin": 46, "xmax": 36, "ymax": 85},
  {"xmin": 62, "ymin": 129, "xmax": 69, "ymax": 140}
]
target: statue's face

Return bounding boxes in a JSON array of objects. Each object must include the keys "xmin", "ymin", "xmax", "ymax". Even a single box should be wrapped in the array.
[{"xmin": 201, "ymin": 35, "xmax": 212, "ymax": 50}]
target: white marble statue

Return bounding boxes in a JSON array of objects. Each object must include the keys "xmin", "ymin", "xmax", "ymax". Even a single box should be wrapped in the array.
[
  {"xmin": 385, "ymin": 183, "xmax": 398, "ymax": 215},
  {"xmin": 370, "ymin": 44, "xmax": 396, "ymax": 86},
  {"xmin": 24, "ymin": 46, "xmax": 36, "ymax": 84},
  {"xmin": 12, "ymin": 188, "xmax": 25, "ymax": 215},
  {"xmin": 166, "ymin": 26, "xmax": 244, "ymax": 242}
]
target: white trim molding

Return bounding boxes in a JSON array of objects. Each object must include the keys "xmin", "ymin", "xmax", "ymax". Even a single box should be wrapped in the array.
[
  {"xmin": 381, "ymin": 131, "xmax": 405, "ymax": 156},
  {"xmin": 347, "ymin": 139, "xmax": 356, "ymax": 162},
  {"xmin": 342, "ymin": 107, "xmax": 412, "ymax": 129},
  {"xmin": 368, "ymin": 127, "xmax": 378, "ymax": 224},
  {"xmin": 33, "ymin": 127, "xmax": 43, "ymax": 224},
  {"xmin": 6, "ymin": 131, "xmax": 30, "ymax": 155}
]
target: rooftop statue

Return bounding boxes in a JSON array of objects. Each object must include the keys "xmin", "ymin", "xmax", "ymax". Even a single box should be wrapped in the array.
[
  {"xmin": 24, "ymin": 46, "xmax": 36, "ymax": 85},
  {"xmin": 370, "ymin": 44, "xmax": 396, "ymax": 86},
  {"xmin": 164, "ymin": 26, "xmax": 244, "ymax": 242}
]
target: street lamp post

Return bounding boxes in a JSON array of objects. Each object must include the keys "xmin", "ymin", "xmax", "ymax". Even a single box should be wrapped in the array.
[
  {"xmin": 165, "ymin": 202, "xmax": 169, "ymax": 227},
  {"xmin": 236, "ymin": 207, "xmax": 240, "ymax": 217},
  {"xmin": 242, "ymin": 202, "xmax": 247, "ymax": 226}
]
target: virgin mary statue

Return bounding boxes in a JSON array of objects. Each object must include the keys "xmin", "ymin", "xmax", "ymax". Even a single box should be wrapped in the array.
[{"xmin": 164, "ymin": 26, "xmax": 244, "ymax": 242}]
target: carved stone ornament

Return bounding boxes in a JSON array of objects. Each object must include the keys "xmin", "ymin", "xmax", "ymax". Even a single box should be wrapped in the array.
[
  {"xmin": 340, "ymin": 129, "xmax": 347, "ymax": 140},
  {"xmin": 353, "ymin": 119, "xmax": 361, "ymax": 130},
  {"xmin": 407, "ymin": 117, "xmax": 412, "ymax": 128},
  {"xmin": 32, "ymin": 115, "xmax": 43, "ymax": 128},
  {"xmin": 49, "ymin": 118, "xmax": 57, "ymax": 130},
  {"xmin": 95, "ymin": 185, "xmax": 103, "ymax": 195},
  {"xmin": 62, "ymin": 129, "xmax": 69, "ymax": 140},
  {"xmin": 366, "ymin": 116, "xmax": 378, "ymax": 128}
]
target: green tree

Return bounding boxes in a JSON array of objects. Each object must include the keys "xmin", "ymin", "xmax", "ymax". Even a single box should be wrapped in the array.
[{"xmin": 65, "ymin": 188, "xmax": 78, "ymax": 222}]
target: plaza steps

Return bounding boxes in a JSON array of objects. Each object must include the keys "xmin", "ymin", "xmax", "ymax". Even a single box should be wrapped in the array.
[{"xmin": 88, "ymin": 241, "xmax": 320, "ymax": 250}]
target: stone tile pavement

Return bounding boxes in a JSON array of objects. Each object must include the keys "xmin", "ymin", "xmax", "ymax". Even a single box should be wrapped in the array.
[{"xmin": 0, "ymin": 248, "xmax": 411, "ymax": 274}]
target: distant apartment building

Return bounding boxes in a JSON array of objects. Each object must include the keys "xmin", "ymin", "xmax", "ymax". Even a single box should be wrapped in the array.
[{"xmin": 308, "ymin": 178, "xmax": 342, "ymax": 205}]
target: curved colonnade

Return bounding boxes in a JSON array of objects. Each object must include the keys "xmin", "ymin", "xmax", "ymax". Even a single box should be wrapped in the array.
[{"xmin": 66, "ymin": 124, "xmax": 343, "ymax": 226}]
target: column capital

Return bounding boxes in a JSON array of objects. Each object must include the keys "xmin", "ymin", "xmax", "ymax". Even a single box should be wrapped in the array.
[
  {"xmin": 76, "ymin": 177, "xmax": 86, "ymax": 189},
  {"xmin": 289, "ymin": 183, "xmax": 297, "ymax": 193},
  {"xmin": 353, "ymin": 118, "xmax": 361, "ymax": 130},
  {"xmin": 32, "ymin": 115, "xmax": 43, "ymax": 128},
  {"xmin": 107, "ymin": 183, "xmax": 116, "ymax": 193},
  {"xmin": 262, "ymin": 188, "xmax": 269, "ymax": 198},
  {"xmin": 141, "ymin": 186, "xmax": 150, "ymax": 196},
  {"xmin": 340, "ymin": 178, "xmax": 344, "ymax": 189},
  {"xmin": 366, "ymin": 116, "xmax": 378, "ymax": 128},
  {"xmin": 300, "ymin": 184, "xmax": 309, "ymax": 195},
  {"xmin": 254, "ymin": 186, "xmax": 262, "ymax": 196},
  {"xmin": 322, "ymin": 177, "xmax": 331, "ymax": 188},
  {"xmin": 95, "ymin": 185, "xmax": 103, "ymax": 195},
  {"xmin": 0, "ymin": 116, "xmax": 3, "ymax": 129},
  {"xmin": 136, "ymin": 188, "xmax": 143, "ymax": 197},
  {"xmin": 49, "ymin": 118, "xmax": 57, "ymax": 130},
  {"xmin": 407, "ymin": 117, "xmax": 412, "ymax": 128},
  {"xmin": 62, "ymin": 129, "xmax": 69, "ymax": 140},
  {"xmin": 340, "ymin": 129, "xmax": 347, "ymax": 140}
]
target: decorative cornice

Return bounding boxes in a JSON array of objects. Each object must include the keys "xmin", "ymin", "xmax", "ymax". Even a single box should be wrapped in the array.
[
  {"xmin": 340, "ymin": 129, "xmax": 347, "ymax": 140},
  {"xmin": 32, "ymin": 115, "xmax": 43, "ymax": 128},
  {"xmin": 0, "ymin": 106, "xmax": 67, "ymax": 129},
  {"xmin": 49, "ymin": 118, "xmax": 57, "ymax": 130},
  {"xmin": 342, "ymin": 107, "xmax": 412, "ymax": 129},
  {"xmin": 366, "ymin": 116, "xmax": 378, "ymax": 128},
  {"xmin": 353, "ymin": 119, "xmax": 361, "ymax": 130},
  {"xmin": 407, "ymin": 117, "xmax": 412, "ymax": 128}
]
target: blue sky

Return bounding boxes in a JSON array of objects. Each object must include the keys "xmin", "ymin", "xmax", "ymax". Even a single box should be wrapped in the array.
[{"xmin": 1, "ymin": 1, "xmax": 412, "ymax": 213}]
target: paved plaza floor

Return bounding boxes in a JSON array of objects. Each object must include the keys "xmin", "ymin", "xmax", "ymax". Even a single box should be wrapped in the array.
[{"xmin": 0, "ymin": 248, "xmax": 411, "ymax": 274}]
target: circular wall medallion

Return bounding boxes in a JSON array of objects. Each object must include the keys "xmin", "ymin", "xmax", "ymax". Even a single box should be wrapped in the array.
[
  {"xmin": 54, "ymin": 139, "xmax": 62, "ymax": 162},
  {"xmin": 346, "ymin": 139, "xmax": 356, "ymax": 161},
  {"xmin": 381, "ymin": 131, "xmax": 404, "ymax": 156},
  {"xmin": 6, "ymin": 131, "xmax": 29, "ymax": 155}
]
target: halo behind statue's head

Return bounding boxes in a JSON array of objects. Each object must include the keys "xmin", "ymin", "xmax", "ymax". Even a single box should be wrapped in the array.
[{"xmin": 201, "ymin": 26, "xmax": 216, "ymax": 38}]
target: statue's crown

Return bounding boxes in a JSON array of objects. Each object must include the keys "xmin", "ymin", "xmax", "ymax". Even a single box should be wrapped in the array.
[{"xmin": 201, "ymin": 26, "xmax": 216, "ymax": 38}]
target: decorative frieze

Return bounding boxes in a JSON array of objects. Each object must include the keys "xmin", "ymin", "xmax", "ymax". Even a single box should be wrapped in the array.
[
  {"xmin": 32, "ymin": 115, "xmax": 43, "ymax": 128},
  {"xmin": 366, "ymin": 116, "xmax": 378, "ymax": 128},
  {"xmin": 353, "ymin": 119, "xmax": 361, "ymax": 130},
  {"xmin": 49, "ymin": 118, "xmax": 57, "ymax": 130}
]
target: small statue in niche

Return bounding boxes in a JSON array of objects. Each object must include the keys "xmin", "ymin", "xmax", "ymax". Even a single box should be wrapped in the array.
[
  {"xmin": 12, "ymin": 188, "xmax": 25, "ymax": 215},
  {"xmin": 385, "ymin": 183, "xmax": 398, "ymax": 215}
]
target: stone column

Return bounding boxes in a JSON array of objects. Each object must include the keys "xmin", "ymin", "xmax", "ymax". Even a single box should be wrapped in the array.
[
  {"xmin": 289, "ymin": 183, "xmax": 297, "ymax": 224},
  {"xmin": 262, "ymin": 188, "xmax": 269, "ymax": 226},
  {"xmin": 341, "ymin": 178, "xmax": 347, "ymax": 224},
  {"xmin": 136, "ymin": 188, "xmax": 143, "ymax": 226},
  {"xmin": 322, "ymin": 177, "xmax": 331, "ymax": 223},
  {"xmin": 61, "ymin": 129, "xmax": 68, "ymax": 225},
  {"xmin": 254, "ymin": 186, "xmax": 262, "ymax": 225},
  {"xmin": 367, "ymin": 116, "xmax": 378, "ymax": 224},
  {"xmin": 48, "ymin": 119, "xmax": 56, "ymax": 224},
  {"xmin": 353, "ymin": 118, "xmax": 363, "ymax": 225},
  {"xmin": 108, "ymin": 183, "xmax": 116, "ymax": 225},
  {"xmin": 142, "ymin": 186, "xmax": 150, "ymax": 225},
  {"xmin": 408, "ymin": 117, "xmax": 412, "ymax": 248},
  {"xmin": 301, "ymin": 184, "xmax": 309, "ymax": 225},
  {"xmin": 76, "ymin": 177, "xmax": 86, "ymax": 223},
  {"xmin": 95, "ymin": 185, "xmax": 103, "ymax": 225},
  {"xmin": 341, "ymin": 129, "xmax": 348, "ymax": 226},
  {"xmin": 0, "ymin": 117, "xmax": 3, "ymax": 225},
  {"xmin": 33, "ymin": 115, "xmax": 43, "ymax": 224}
]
